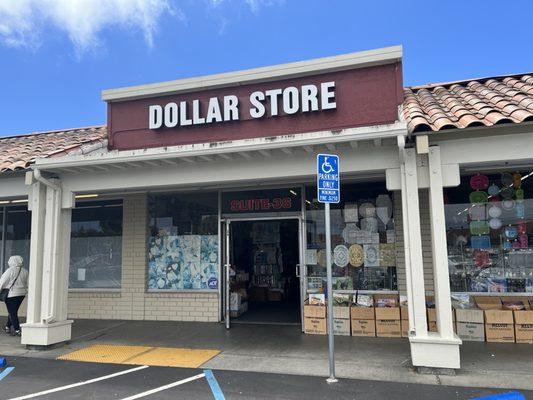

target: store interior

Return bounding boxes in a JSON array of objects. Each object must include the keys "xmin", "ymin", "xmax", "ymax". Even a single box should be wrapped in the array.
[{"xmin": 229, "ymin": 219, "xmax": 301, "ymax": 324}]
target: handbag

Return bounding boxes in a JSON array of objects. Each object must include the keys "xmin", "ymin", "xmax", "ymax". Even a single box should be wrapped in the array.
[{"xmin": 0, "ymin": 267, "xmax": 22, "ymax": 302}]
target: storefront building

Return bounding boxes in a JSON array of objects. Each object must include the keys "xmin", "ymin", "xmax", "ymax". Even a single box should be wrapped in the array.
[{"xmin": 1, "ymin": 46, "xmax": 532, "ymax": 370}]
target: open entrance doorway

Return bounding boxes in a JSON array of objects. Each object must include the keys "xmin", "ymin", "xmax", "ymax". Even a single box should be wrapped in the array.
[{"xmin": 225, "ymin": 218, "xmax": 302, "ymax": 326}]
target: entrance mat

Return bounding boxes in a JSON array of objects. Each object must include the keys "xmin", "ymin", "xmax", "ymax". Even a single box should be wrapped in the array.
[{"xmin": 57, "ymin": 345, "xmax": 220, "ymax": 368}]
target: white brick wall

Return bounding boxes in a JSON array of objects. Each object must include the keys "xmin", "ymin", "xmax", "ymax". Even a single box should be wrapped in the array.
[
  {"xmin": 395, "ymin": 190, "xmax": 435, "ymax": 295},
  {"xmin": 67, "ymin": 193, "xmax": 220, "ymax": 322}
]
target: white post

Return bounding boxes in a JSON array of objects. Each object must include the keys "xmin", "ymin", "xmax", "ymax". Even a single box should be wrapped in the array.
[
  {"xmin": 22, "ymin": 176, "xmax": 73, "ymax": 347},
  {"xmin": 402, "ymin": 148, "xmax": 428, "ymax": 337},
  {"xmin": 427, "ymin": 146, "xmax": 458, "ymax": 340}
]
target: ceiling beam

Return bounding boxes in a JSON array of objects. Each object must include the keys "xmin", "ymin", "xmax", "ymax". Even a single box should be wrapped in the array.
[
  {"xmin": 239, "ymin": 152, "xmax": 252, "ymax": 159},
  {"xmin": 326, "ymin": 143, "xmax": 336, "ymax": 152},
  {"xmin": 198, "ymin": 155, "xmax": 213, "ymax": 162},
  {"xmin": 280, "ymin": 147, "xmax": 293, "ymax": 155},
  {"xmin": 181, "ymin": 157, "xmax": 196, "ymax": 164},
  {"xmin": 350, "ymin": 141, "xmax": 359, "ymax": 149},
  {"xmin": 142, "ymin": 160, "xmax": 161, "ymax": 167},
  {"xmin": 258, "ymin": 149, "xmax": 271, "ymax": 157},
  {"xmin": 161, "ymin": 159, "xmax": 179, "ymax": 166},
  {"xmin": 303, "ymin": 145, "xmax": 313, "ymax": 153},
  {"xmin": 218, "ymin": 153, "xmax": 232, "ymax": 160},
  {"xmin": 374, "ymin": 138, "xmax": 382, "ymax": 147}
]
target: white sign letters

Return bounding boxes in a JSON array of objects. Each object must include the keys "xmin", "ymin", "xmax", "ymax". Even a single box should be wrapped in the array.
[{"xmin": 149, "ymin": 81, "xmax": 336, "ymax": 130}]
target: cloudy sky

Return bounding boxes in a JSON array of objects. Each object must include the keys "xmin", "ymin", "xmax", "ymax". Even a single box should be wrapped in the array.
[{"xmin": 0, "ymin": 0, "xmax": 532, "ymax": 136}]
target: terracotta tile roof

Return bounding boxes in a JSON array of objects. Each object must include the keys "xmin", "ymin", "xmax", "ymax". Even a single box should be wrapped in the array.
[
  {"xmin": 403, "ymin": 73, "xmax": 533, "ymax": 133},
  {"xmin": 0, "ymin": 125, "xmax": 107, "ymax": 172}
]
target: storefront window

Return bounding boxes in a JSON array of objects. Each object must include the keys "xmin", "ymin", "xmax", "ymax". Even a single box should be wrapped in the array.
[
  {"xmin": 4, "ymin": 205, "xmax": 31, "ymax": 271},
  {"xmin": 446, "ymin": 171, "xmax": 533, "ymax": 293},
  {"xmin": 305, "ymin": 183, "xmax": 397, "ymax": 292},
  {"xmin": 148, "ymin": 192, "xmax": 219, "ymax": 290},
  {"xmin": 69, "ymin": 200, "xmax": 123, "ymax": 289}
]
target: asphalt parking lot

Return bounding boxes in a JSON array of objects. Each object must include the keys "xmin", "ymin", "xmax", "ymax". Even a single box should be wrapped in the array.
[{"xmin": 0, "ymin": 357, "xmax": 530, "ymax": 400}]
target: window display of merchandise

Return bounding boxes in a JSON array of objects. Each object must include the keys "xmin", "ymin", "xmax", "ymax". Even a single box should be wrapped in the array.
[
  {"xmin": 445, "ymin": 171, "xmax": 533, "ymax": 293},
  {"xmin": 147, "ymin": 193, "xmax": 219, "ymax": 290},
  {"xmin": 305, "ymin": 183, "xmax": 397, "ymax": 292}
]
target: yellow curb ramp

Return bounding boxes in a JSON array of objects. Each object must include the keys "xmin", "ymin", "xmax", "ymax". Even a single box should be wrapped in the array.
[{"xmin": 57, "ymin": 344, "xmax": 220, "ymax": 368}]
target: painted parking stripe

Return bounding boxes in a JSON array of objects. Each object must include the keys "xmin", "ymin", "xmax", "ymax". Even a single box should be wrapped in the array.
[
  {"xmin": 119, "ymin": 373, "xmax": 206, "ymax": 400},
  {"xmin": 204, "ymin": 370, "xmax": 225, "ymax": 400},
  {"xmin": 0, "ymin": 367, "xmax": 14, "ymax": 381},
  {"xmin": 7, "ymin": 365, "xmax": 149, "ymax": 400}
]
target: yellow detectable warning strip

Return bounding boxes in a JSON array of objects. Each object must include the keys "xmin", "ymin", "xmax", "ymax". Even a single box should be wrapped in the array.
[{"xmin": 57, "ymin": 345, "xmax": 220, "ymax": 368}]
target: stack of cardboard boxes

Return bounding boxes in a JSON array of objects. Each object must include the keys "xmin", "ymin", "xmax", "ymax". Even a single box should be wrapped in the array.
[
  {"xmin": 475, "ymin": 297, "xmax": 515, "ymax": 343},
  {"xmin": 514, "ymin": 299, "xmax": 533, "ymax": 344},
  {"xmin": 351, "ymin": 295, "xmax": 376, "ymax": 337},
  {"xmin": 374, "ymin": 294, "xmax": 401, "ymax": 338},
  {"xmin": 303, "ymin": 296, "xmax": 327, "ymax": 335},
  {"xmin": 455, "ymin": 307, "xmax": 485, "ymax": 341}
]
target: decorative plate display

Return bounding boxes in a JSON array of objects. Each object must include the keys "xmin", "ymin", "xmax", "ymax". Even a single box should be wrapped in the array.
[
  {"xmin": 513, "ymin": 172, "xmax": 522, "ymax": 188},
  {"xmin": 516, "ymin": 201, "xmax": 525, "ymax": 219},
  {"xmin": 305, "ymin": 249, "xmax": 317, "ymax": 265},
  {"xmin": 488, "ymin": 205, "xmax": 502, "ymax": 218},
  {"xmin": 348, "ymin": 244, "xmax": 364, "ymax": 267},
  {"xmin": 317, "ymin": 249, "xmax": 329, "ymax": 267},
  {"xmin": 468, "ymin": 205, "xmax": 486, "ymax": 221},
  {"xmin": 360, "ymin": 217, "xmax": 378, "ymax": 233},
  {"xmin": 470, "ymin": 174, "xmax": 489, "ymax": 190},
  {"xmin": 503, "ymin": 226, "xmax": 518, "ymax": 239},
  {"xmin": 469, "ymin": 221, "xmax": 490, "ymax": 235},
  {"xmin": 333, "ymin": 245, "xmax": 349, "ymax": 267},
  {"xmin": 379, "ymin": 243, "xmax": 395, "ymax": 267},
  {"xmin": 359, "ymin": 202, "xmax": 376, "ymax": 218},
  {"xmin": 471, "ymin": 235, "xmax": 491, "ymax": 249},
  {"xmin": 515, "ymin": 188, "xmax": 525, "ymax": 200},
  {"xmin": 344, "ymin": 203, "xmax": 359, "ymax": 222},
  {"xmin": 487, "ymin": 183, "xmax": 500, "ymax": 196},
  {"xmin": 342, "ymin": 223, "xmax": 360, "ymax": 244},
  {"xmin": 501, "ymin": 173, "xmax": 513, "ymax": 187},
  {"xmin": 500, "ymin": 187, "xmax": 514, "ymax": 200},
  {"xmin": 489, "ymin": 218, "xmax": 503, "ymax": 230},
  {"xmin": 502, "ymin": 199, "xmax": 516, "ymax": 211},
  {"xmin": 363, "ymin": 244, "xmax": 380, "ymax": 267},
  {"xmin": 375, "ymin": 194, "xmax": 393, "ymax": 227},
  {"xmin": 469, "ymin": 191, "xmax": 488, "ymax": 204}
]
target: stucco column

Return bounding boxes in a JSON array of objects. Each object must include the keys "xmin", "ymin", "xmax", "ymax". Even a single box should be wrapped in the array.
[{"xmin": 22, "ymin": 173, "xmax": 73, "ymax": 347}]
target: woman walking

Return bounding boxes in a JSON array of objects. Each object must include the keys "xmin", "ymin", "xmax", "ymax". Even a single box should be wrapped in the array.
[{"xmin": 0, "ymin": 255, "xmax": 29, "ymax": 336}]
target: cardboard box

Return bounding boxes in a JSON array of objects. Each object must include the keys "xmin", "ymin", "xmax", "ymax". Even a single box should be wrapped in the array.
[
  {"xmin": 333, "ymin": 306, "xmax": 350, "ymax": 319},
  {"xmin": 350, "ymin": 306, "xmax": 375, "ymax": 320},
  {"xmin": 376, "ymin": 319, "xmax": 401, "ymax": 338},
  {"xmin": 474, "ymin": 296, "xmax": 502, "ymax": 310},
  {"xmin": 456, "ymin": 322, "xmax": 485, "ymax": 341},
  {"xmin": 400, "ymin": 306, "xmax": 409, "ymax": 321},
  {"xmin": 485, "ymin": 309, "xmax": 515, "ymax": 343},
  {"xmin": 304, "ymin": 317, "xmax": 327, "ymax": 335},
  {"xmin": 401, "ymin": 319, "xmax": 409, "ymax": 338},
  {"xmin": 427, "ymin": 307, "xmax": 456, "ymax": 333},
  {"xmin": 333, "ymin": 318, "xmax": 351, "ymax": 336},
  {"xmin": 375, "ymin": 307, "xmax": 400, "ymax": 320},
  {"xmin": 304, "ymin": 303, "xmax": 326, "ymax": 319},
  {"xmin": 267, "ymin": 290, "xmax": 282, "ymax": 302},
  {"xmin": 351, "ymin": 319, "xmax": 376, "ymax": 337},
  {"xmin": 514, "ymin": 310, "xmax": 533, "ymax": 344},
  {"xmin": 455, "ymin": 308, "xmax": 485, "ymax": 341}
]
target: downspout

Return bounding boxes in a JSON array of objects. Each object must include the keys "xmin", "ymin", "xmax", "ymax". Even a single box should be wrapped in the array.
[
  {"xmin": 397, "ymin": 134, "xmax": 416, "ymax": 335},
  {"xmin": 33, "ymin": 168, "xmax": 61, "ymax": 324}
]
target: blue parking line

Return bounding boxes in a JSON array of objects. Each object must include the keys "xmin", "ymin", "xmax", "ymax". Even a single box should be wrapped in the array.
[
  {"xmin": 0, "ymin": 367, "xmax": 14, "ymax": 382},
  {"xmin": 472, "ymin": 392, "xmax": 525, "ymax": 400},
  {"xmin": 203, "ymin": 369, "xmax": 225, "ymax": 400}
]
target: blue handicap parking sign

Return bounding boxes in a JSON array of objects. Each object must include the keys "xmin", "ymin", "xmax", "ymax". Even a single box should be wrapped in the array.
[{"xmin": 317, "ymin": 154, "xmax": 340, "ymax": 203}]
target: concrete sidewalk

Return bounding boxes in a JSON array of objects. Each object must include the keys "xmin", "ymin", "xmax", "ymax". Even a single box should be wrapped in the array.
[{"xmin": 0, "ymin": 318, "xmax": 531, "ymax": 391}]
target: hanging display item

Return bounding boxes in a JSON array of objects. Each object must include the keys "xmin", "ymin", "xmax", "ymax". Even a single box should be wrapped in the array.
[
  {"xmin": 360, "ymin": 217, "xmax": 378, "ymax": 233},
  {"xmin": 504, "ymin": 226, "xmax": 518, "ymax": 240},
  {"xmin": 344, "ymin": 203, "xmax": 359, "ymax": 222},
  {"xmin": 513, "ymin": 172, "xmax": 522, "ymax": 188},
  {"xmin": 473, "ymin": 250, "xmax": 491, "ymax": 268},
  {"xmin": 333, "ymin": 245, "xmax": 349, "ymax": 267},
  {"xmin": 500, "ymin": 186, "xmax": 514, "ymax": 200},
  {"xmin": 359, "ymin": 202, "xmax": 376, "ymax": 218},
  {"xmin": 516, "ymin": 201, "xmax": 525, "ymax": 219},
  {"xmin": 379, "ymin": 243, "xmax": 395, "ymax": 267},
  {"xmin": 470, "ymin": 174, "xmax": 489, "ymax": 190},
  {"xmin": 489, "ymin": 218, "xmax": 503, "ymax": 230},
  {"xmin": 317, "ymin": 249, "xmax": 328, "ymax": 267},
  {"xmin": 469, "ymin": 221, "xmax": 490, "ymax": 235},
  {"xmin": 515, "ymin": 188, "xmax": 525, "ymax": 200},
  {"xmin": 469, "ymin": 191, "xmax": 488, "ymax": 204},
  {"xmin": 348, "ymin": 244, "xmax": 364, "ymax": 267},
  {"xmin": 363, "ymin": 244, "xmax": 380, "ymax": 267},
  {"xmin": 488, "ymin": 183, "xmax": 500, "ymax": 196},
  {"xmin": 488, "ymin": 205, "xmax": 502, "ymax": 218},
  {"xmin": 342, "ymin": 223, "xmax": 360, "ymax": 244},
  {"xmin": 502, "ymin": 199, "xmax": 516, "ymax": 211},
  {"xmin": 375, "ymin": 194, "xmax": 393, "ymax": 228},
  {"xmin": 471, "ymin": 235, "xmax": 491, "ymax": 249},
  {"xmin": 501, "ymin": 172, "xmax": 513, "ymax": 187},
  {"xmin": 468, "ymin": 205, "xmax": 486, "ymax": 220},
  {"xmin": 305, "ymin": 249, "xmax": 317, "ymax": 265}
]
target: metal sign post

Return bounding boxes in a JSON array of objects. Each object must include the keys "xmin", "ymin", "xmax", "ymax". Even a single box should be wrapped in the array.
[{"xmin": 316, "ymin": 154, "xmax": 340, "ymax": 384}]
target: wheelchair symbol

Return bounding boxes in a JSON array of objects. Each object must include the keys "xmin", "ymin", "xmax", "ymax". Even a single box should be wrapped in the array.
[{"xmin": 321, "ymin": 157, "xmax": 335, "ymax": 174}]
